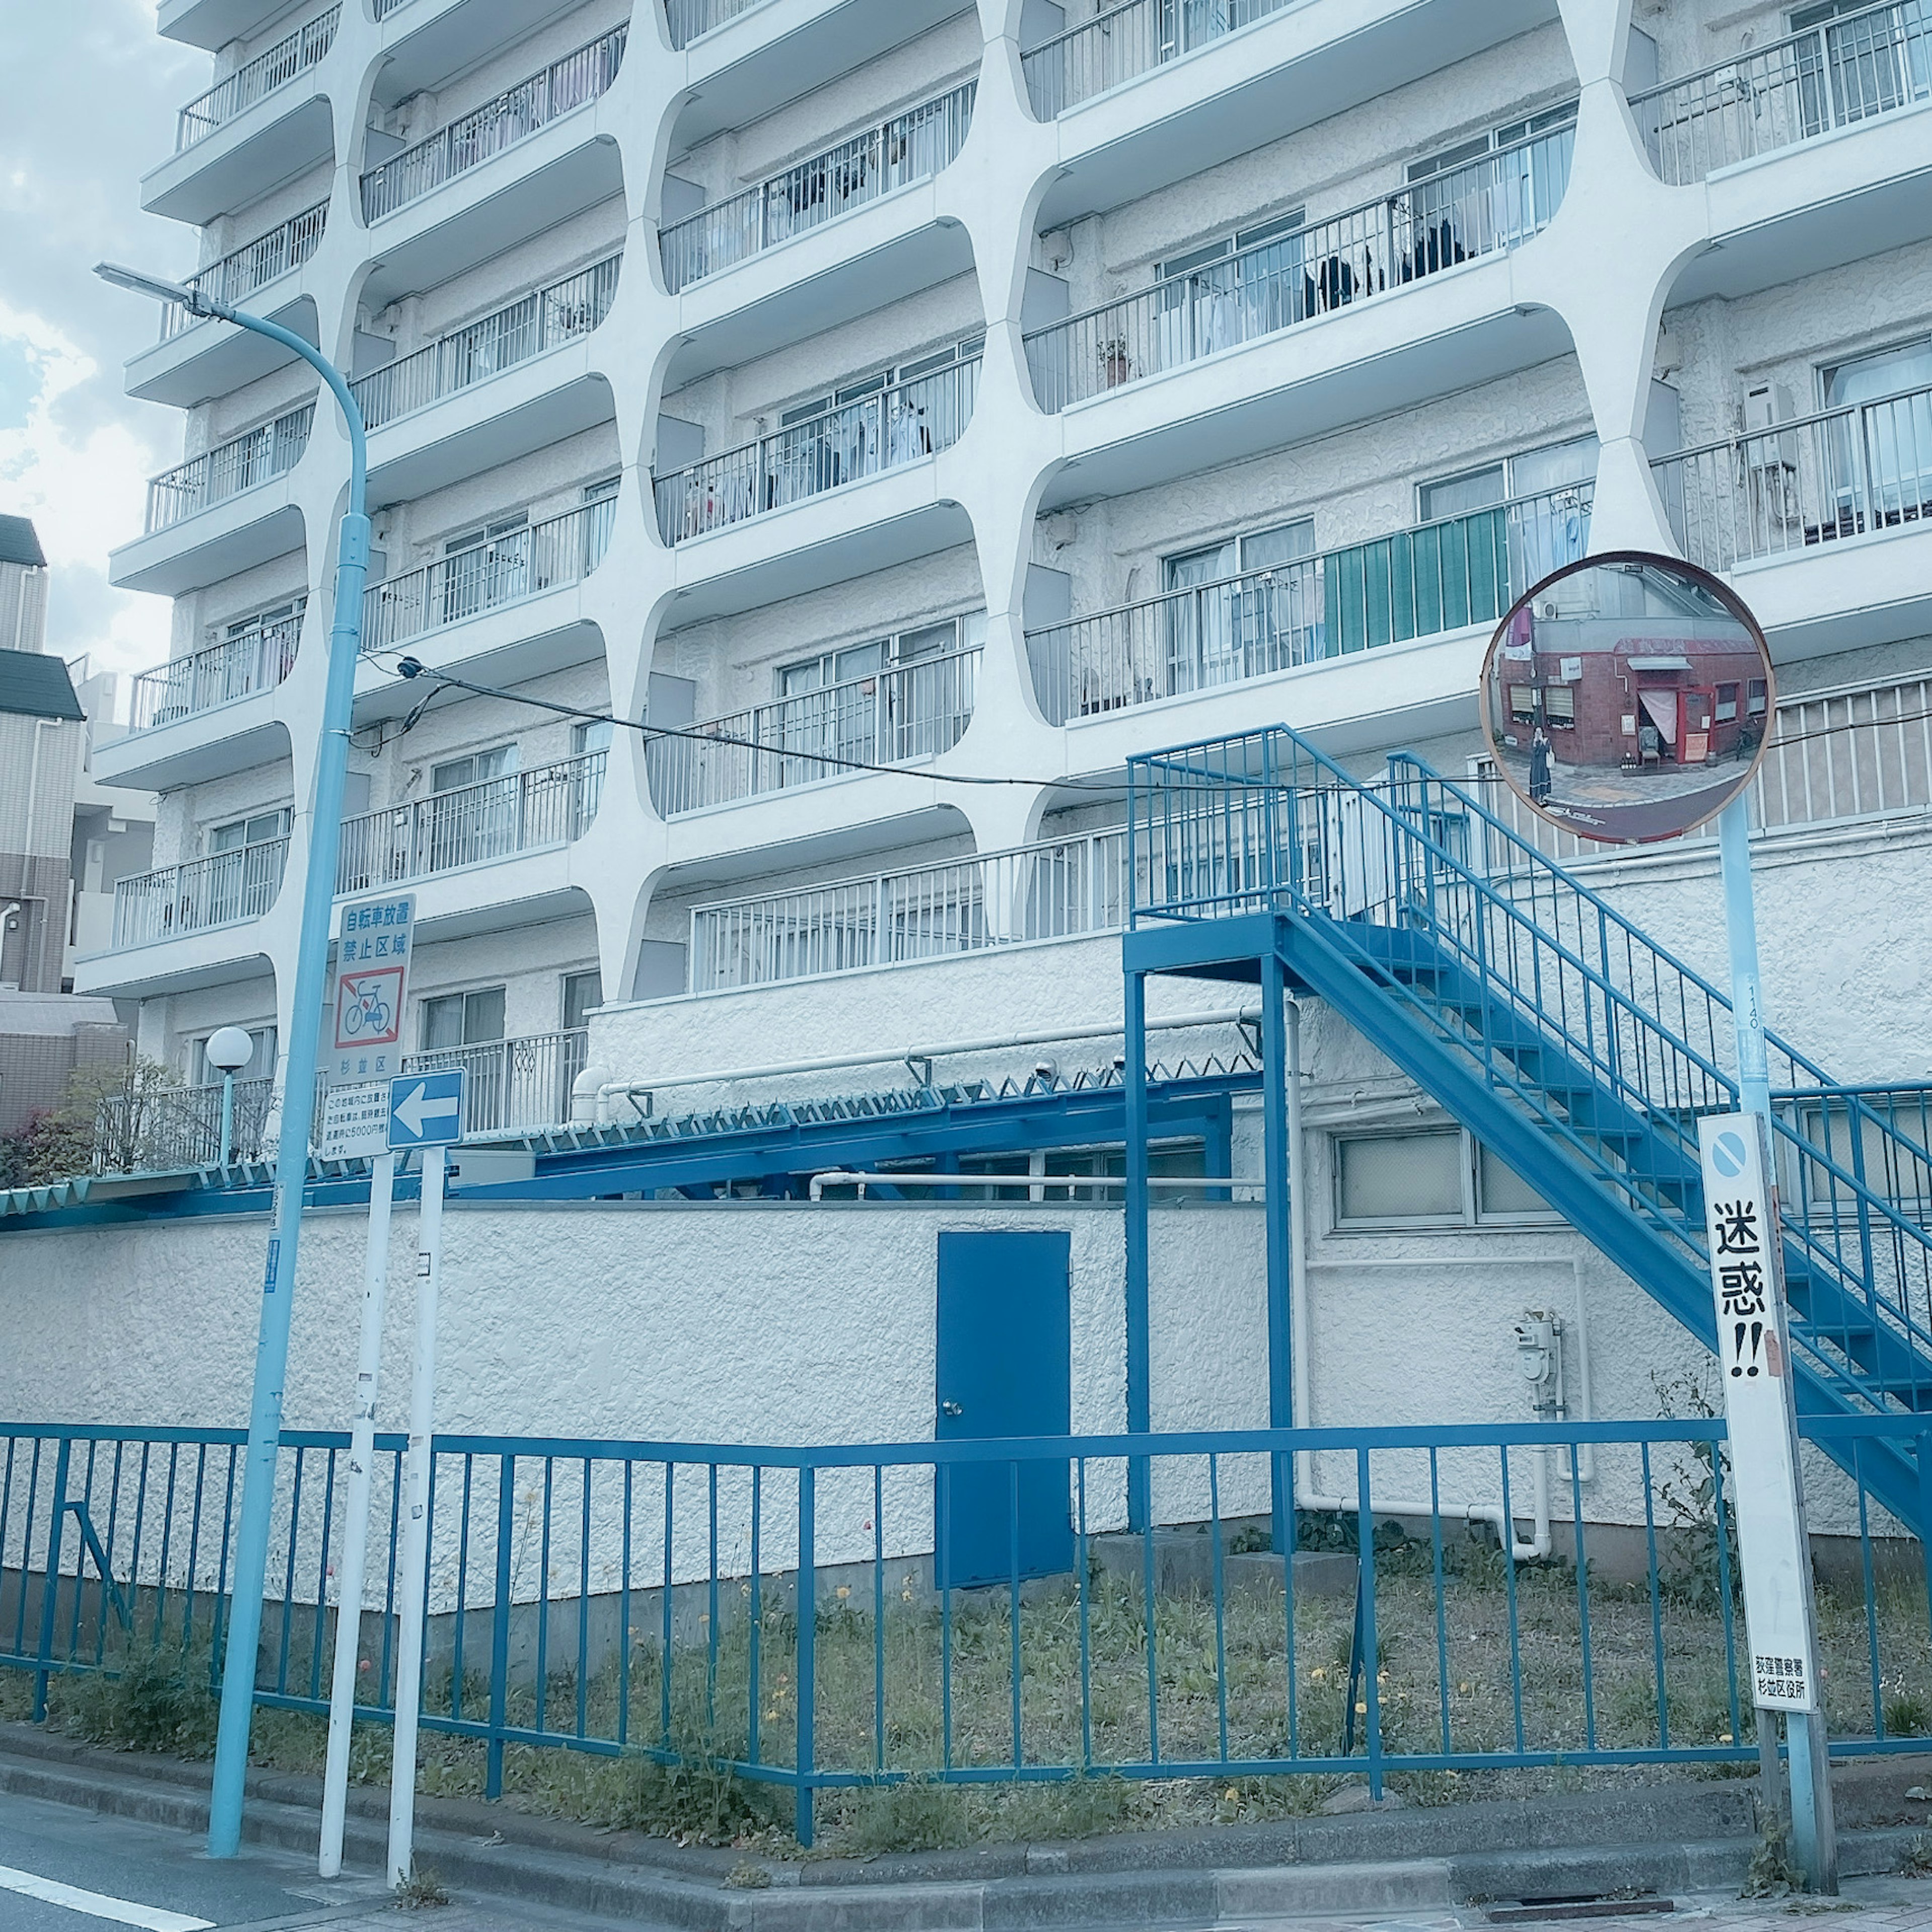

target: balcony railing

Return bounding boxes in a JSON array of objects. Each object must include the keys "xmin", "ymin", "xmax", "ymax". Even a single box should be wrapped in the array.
[
  {"xmin": 659, "ymin": 83, "xmax": 977, "ymax": 293},
  {"xmin": 160, "ymin": 204, "xmax": 328, "ymax": 342},
  {"xmin": 646, "ymin": 645, "xmax": 982, "ymax": 816},
  {"xmin": 1653, "ymin": 380, "xmax": 1932, "ymax": 574},
  {"xmin": 653, "ymin": 357, "xmax": 979, "ymax": 544},
  {"xmin": 690, "ymin": 830, "xmax": 1129, "ymax": 993},
  {"xmin": 336, "ymin": 751, "xmax": 607, "ymax": 892},
  {"xmin": 663, "ymin": 0, "xmax": 765, "ymax": 49},
  {"xmin": 350, "ymin": 256, "xmax": 622, "ymax": 432},
  {"xmin": 1024, "ymin": 128, "xmax": 1574, "ymax": 412},
  {"xmin": 93, "ymin": 1077, "xmax": 276, "ymax": 1172},
  {"xmin": 404, "ymin": 1028, "xmax": 588, "ymax": 1138},
  {"xmin": 111, "ymin": 841, "xmax": 289, "ymax": 950},
  {"xmin": 1472, "ymin": 671, "xmax": 1932, "ymax": 866},
  {"xmin": 360, "ymin": 27, "xmax": 628, "ymax": 222},
  {"xmin": 129, "ymin": 615, "xmax": 302, "ymax": 734},
  {"xmin": 1630, "ymin": 0, "xmax": 1931, "ymax": 184},
  {"xmin": 363, "ymin": 500, "xmax": 615, "ymax": 653},
  {"xmin": 1027, "ymin": 483, "xmax": 1593, "ymax": 725},
  {"xmin": 1021, "ymin": 0, "xmax": 1298, "ymax": 118},
  {"xmin": 176, "ymin": 7, "xmax": 339, "ymax": 149},
  {"xmin": 144, "ymin": 404, "xmax": 314, "ymax": 534}
]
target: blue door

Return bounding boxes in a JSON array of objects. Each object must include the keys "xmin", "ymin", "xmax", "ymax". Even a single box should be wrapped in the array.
[{"xmin": 934, "ymin": 1231, "xmax": 1073, "ymax": 1589}]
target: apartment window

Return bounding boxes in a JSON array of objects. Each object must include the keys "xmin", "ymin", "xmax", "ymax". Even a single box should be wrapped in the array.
[
  {"xmin": 206, "ymin": 809, "xmax": 289, "ymax": 855},
  {"xmin": 191, "ymin": 1025, "xmax": 276, "ymax": 1086},
  {"xmin": 431, "ymin": 743, "xmax": 518, "ymax": 793},
  {"xmin": 442, "ymin": 513, "xmax": 530, "ymax": 622},
  {"xmin": 573, "ymin": 718, "xmax": 614, "ymax": 758},
  {"xmin": 1542, "ymin": 683, "xmax": 1577, "ymax": 728},
  {"xmin": 1158, "ymin": 211, "xmax": 1306, "ymax": 285},
  {"xmin": 777, "ymin": 615, "xmax": 975, "ymax": 698},
  {"xmin": 1408, "ymin": 101, "xmax": 1578, "ymax": 182},
  {"xmin": 561, "ymin": 970, "xmax": 602, "ymax": 1032},
  {"xmin": 1157, "ymin": 521, "xmax": 1319, "ymax": 693},
  {"xmin": 1334, "ymin": 1126, "xmax": 1552, "ymax": 1227},
  {"xmin": 1716, "ymin": 683, "xmax": 1740, "ymax": 723},
  {"xmin": 1750, "ymin": 679, "xmax": 1769, "ymax": 716},
  {"xmin": 780, "ymin": 337, "xmax": 986, "ymax": 426},
  {"xmin": 419, "ymin": 985, "xmax": 506, "ymax": 1052},
  {"xmin": 1418, "ymin": 434, "xmax": 1598, "ymax": 522},
  {"xmin": 1819, "ymin": 336, "xmax": 1932, "ymax": 519}
]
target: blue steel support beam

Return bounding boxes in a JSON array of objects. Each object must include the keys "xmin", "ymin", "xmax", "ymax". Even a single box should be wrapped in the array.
[
  {"xmin": 1125, "ymin": 970, "xmax": 1152, "ymax": 1533},
  {"xmin": 1262, "ymin": 951, "xmax": 1293, "ymax": 1553}
]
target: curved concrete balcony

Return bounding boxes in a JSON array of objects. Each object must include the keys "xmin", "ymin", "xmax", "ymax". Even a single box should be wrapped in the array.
[
  {"xmin": 671, "ymin": 0, "xmax": 967, "ymax": 146},
  {"xmin": 1024, "ymin": 0, "xmax": 1559, "ymax": 230},
  {"xmin": 111, "ymin": 405, "xmax": 313, "ymax": 596},
  {"xmin": 161, "ymin": 0, "xmax": 306, "ymax": 51},
  {"xmin": 370, "ymin": 0, "xmax": 594, "ymax": 108},
  {"xmin": 645, "ymin": 643, "xmax": 981, "ymax": 818},
  {"xmin": 335, "ymin": 751, "xmax": 607, "ymax": 937},
  {"xmin": 357, "ymin": 26, "xmax": 627, "ymax": 308},
  {"xmin": 685, "ymin": 826, "xmax": 1127, "ymax": 996},
  {"xmin": 1654, "ymin": 380, "xmax": 1932, "ymax": 658},
  {"xmin": 356, "ymin": 256, "xmax": 621, "ymax": 505},
  {"xmin": 77, "ymin": 842, "xmax": 287, "ymax": 999},
  {"xmin": 660, "ymin": 88, "xmax": 977, "ymax": 386},
  {"xmin": 126, "ymin": 203, "xmax": 329, "ymax": 408},
  {"xmin": 1029, "ymin": 480, "xmax": 1592, "ymax": 756},
  {"xmin": 355, "ymin": 499, "xmax": 612, "ymax": 715},
  {"xmin": 652, "ymin": 358, "xmax": 978, "ymax": 619},
  {"xmin": 96, "ymin": 617, "xmax": 301, "ymax": 791},
  {"xmin": 143, "ymin": 7, "xmax": 339, "ymax": 224}
]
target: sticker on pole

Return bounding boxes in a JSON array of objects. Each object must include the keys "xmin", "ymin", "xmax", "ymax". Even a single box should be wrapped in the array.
[
  {"xmin": 333, "ymin": 894, "xmax": 415, "ymax": 1082},
  {"xmin": 319, "ymin": 1082, "xmax": 390, "ymax": 1163},
  {"xmin": 1697, "ymin": 1112, "xmax": 1821, "ymax": 1713},
  {"xmin": 388, "ymin": 1070, "xmax": 465, "ymax": 1150}
]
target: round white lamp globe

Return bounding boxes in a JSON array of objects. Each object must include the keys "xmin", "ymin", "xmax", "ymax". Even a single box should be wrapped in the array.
[{"xmin": 204, "ymin": 1026, "xmax": 256, "ymax": 1076}]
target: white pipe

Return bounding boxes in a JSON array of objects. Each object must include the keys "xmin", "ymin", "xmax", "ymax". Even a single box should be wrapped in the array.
[
  {"xmin": 805, "ymin": 1171, "xmax": 1261, "ymax": 1201},
  {"xmin": 319, "ymin": 1148, "xmax": 396, "ymax": 1878},
  {"xmin": 591, "ymin": 1007, "xmax": 1259, "ymax": 1122}
]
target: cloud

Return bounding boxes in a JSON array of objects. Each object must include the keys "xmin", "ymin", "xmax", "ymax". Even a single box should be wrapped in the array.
[{"xmin": 0, "ymin": 3, "xmax": 206, "ymax": 676}]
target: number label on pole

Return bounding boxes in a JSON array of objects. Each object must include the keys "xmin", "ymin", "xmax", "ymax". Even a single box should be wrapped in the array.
[
  {"xmin": 1697, "ymin": 1112, "xmax": 1821, "ymax": 1713},
  {"xmin": 333, "ymin": 894, "xmax": 415, "ymax": 1082}
]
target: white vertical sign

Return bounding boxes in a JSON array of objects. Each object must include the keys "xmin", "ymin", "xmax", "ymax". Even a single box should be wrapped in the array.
[{"xmin": 1697, "ymin": 1112, "xmax": 1821, "ymax": 1713}]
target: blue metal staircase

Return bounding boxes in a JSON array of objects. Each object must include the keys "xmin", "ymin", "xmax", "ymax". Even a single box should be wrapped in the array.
[{"xmin": 1126, "ymin": 725, "xmax": 1932, "ymax": 1529}]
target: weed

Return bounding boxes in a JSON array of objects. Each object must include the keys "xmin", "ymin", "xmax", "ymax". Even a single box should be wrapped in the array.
[
  {"xmin": 1903, "ymin": 1833, "xmax": 1932, "ymax": 1879},
  {"xmin": 1742, "ymin": 1819, "xmax": 1806, "ymax": 1899},
  {"xmin": 725, "ymin": 1861, "xmax": 773, "ymax": 1889},
  {"xmin": 392, "ymin": 1864, "xmax": 451, "ymax": 1908}
]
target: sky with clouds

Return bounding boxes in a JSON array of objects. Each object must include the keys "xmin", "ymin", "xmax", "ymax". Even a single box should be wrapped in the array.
[{"xmin": 1, "ymin": 4, "xmax": 210, "ymax": 675}]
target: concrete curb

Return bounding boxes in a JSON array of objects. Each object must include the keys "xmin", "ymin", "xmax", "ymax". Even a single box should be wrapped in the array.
[{"xmin": 1, "ymin": 1725, "xmax": 1927, "ymax": 1930}]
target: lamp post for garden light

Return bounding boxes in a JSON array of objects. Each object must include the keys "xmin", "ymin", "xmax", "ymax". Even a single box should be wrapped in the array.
[
  {"xmin": 95, "ymin": 263, "xmax": 370, "ymax": 1860},
  {"xmin": 203, "ymin": 1025, "xmax": 256, "ymax": 1167}
]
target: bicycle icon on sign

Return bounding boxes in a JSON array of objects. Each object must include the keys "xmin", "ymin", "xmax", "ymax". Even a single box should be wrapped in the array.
[{"xmin": 339, "ymin": 973, "xmax": 397, "ymax": 1040}]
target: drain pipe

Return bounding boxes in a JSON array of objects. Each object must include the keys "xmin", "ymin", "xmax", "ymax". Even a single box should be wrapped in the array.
[
  {"xmin": 1279, "ymin": 999, "xmax": 1553, "ymax": 1563},
  {"xmin": 588, "ymin": 1007, "xmax": 1260, "ymax": 1123}
]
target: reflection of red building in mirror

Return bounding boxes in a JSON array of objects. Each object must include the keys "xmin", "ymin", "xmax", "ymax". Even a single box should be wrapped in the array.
[{"xmin": 1491, "ymin": 610, "xmax": 1767, "ymax": 773}]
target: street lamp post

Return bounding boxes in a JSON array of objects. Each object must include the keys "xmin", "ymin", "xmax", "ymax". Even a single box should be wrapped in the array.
[
  {"xmin": 96, "ymin": 264, "xmax": 370, "ymax": 1860},
  {"xmin": 203, "ymin": 1025, "xmax": 256, "ymax": 1167}
]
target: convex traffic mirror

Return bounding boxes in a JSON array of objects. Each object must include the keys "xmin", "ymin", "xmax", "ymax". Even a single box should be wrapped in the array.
[{"xmin": 1479, "ymin": 550, "xmax": 1776, "ymax": 845}]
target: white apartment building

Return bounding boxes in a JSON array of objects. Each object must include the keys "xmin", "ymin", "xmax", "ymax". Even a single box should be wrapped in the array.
[{"xmin": 82, "ymin": 0, "xmax": 1932, "ymax": 1265}]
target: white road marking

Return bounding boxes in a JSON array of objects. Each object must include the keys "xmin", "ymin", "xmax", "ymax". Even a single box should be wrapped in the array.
[{"xmin": 0, "ymin": 1862, "xmax": 215, "ymax": 1931}]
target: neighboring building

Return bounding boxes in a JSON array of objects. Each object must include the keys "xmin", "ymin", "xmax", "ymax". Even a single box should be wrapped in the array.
[
  {"xmin": 56, "ymin": 0, "xmax": 1932, "ymax": 1441},
  {"xmin": 0, "ymin": 515, "xmax": 49, "ymax": 657},
  {"xmin": 0, "ymin": 649, "xmax": 86, "ymax": 996},
  {"xmin": 63, "ymin": 661, "xmax": 158, "ymax": 982}
]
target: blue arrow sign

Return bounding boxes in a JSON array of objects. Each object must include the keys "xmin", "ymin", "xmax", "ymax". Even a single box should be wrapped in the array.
[{"xmin": 387, "ymin": 1070, "xmax": 466, "ymax": 1150}]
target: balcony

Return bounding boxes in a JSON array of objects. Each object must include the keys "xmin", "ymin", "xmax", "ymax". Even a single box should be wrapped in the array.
[
  {"xmin": 146, "ymin": 8, "xmax": 339, "ymax": 222},
  {"xmin": 1027, "ymin": 482, "xmax": 1593, "ymax": 726},
  {"xmin": 688, "ymin": 829, "xmax": 1128, "ymax": 993},
  {"xmin": 1026, "ymin": 126, "xmax": 1572, "ymax": 413},
  {"xmin": 130, "ymin": 203, "xmax": 329, "ymax": 408},
  {"xmin": 336, "ymin": 750, "xmax": 607, "ymax": 894},
  {"xmin": 115, "ymin": 405, "xmax": 313, "ymax": 596},
  {"xmin": 654, "ymin": 358, "xmax": 978, "ymax": 549},
  {"xmin": 360, "ymin": 26, "xmax": 626, "ymax": 224},
  {"xmin": 1653, "ymin": 382, "xmax": 1932, "ymax": 646},
  {"xmin": 646, "ymin": 644, "xmax": 981, "ymax": 816},
  {"xmin": 664, "ymin": 0, "xmax": 764, "ymax": 49},
  {"xmin": 1021, "ymin": 0, "xmax": 1304, "ymax": 118},
  {"xmin": 404, "ymin": 1028, "xmax": 587, "ymax": 1138},
  {"xmin": 111, "ymin": 841, "xmax": 288, "ymax": 952},
  {"xmin": 1632, "ymin": 1, "xmax": 1929, "ymax": 186},
  {"xmin": 363, "ymin": 499, "xmax": 614, "ymax": 658},
  {"xmin": 355, "ymin": 256, "xmax": 621, "ymax": 505},
  {"xmin": 109, "ymin": 616, "xmax": 302, "ymax": 792},
  {"xmin": 661, "ymin": 83, "xmax": 975, "ymax": 295}
]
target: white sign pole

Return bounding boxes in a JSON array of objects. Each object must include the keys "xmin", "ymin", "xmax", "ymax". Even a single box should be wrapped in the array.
[
  {"xmin": 386, "ymin": 1142, "xmax": 446, "ymax": 1890},
  {"xmin": 317, "ymin": 1148, "xmax": 397, "ymax": 1877},
  {"xmin": 1716, "ymin": 799, "xmax": 1836, "ymax": 1893}
]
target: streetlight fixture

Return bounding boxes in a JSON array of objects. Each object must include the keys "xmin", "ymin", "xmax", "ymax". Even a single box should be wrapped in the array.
[
  {"xmin": 96, "ymin": 261, "xmax": 371, "ymax": 1859},
  {"xmin": 203, "ymin": 1025, "xmax": 256, "ymax": 1168}
]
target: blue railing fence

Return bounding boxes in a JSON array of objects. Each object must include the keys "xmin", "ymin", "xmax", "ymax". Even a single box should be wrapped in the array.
[{"xmin": 4, "ymin": 1417, "xmax": 1929, "ymax": 1844}]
